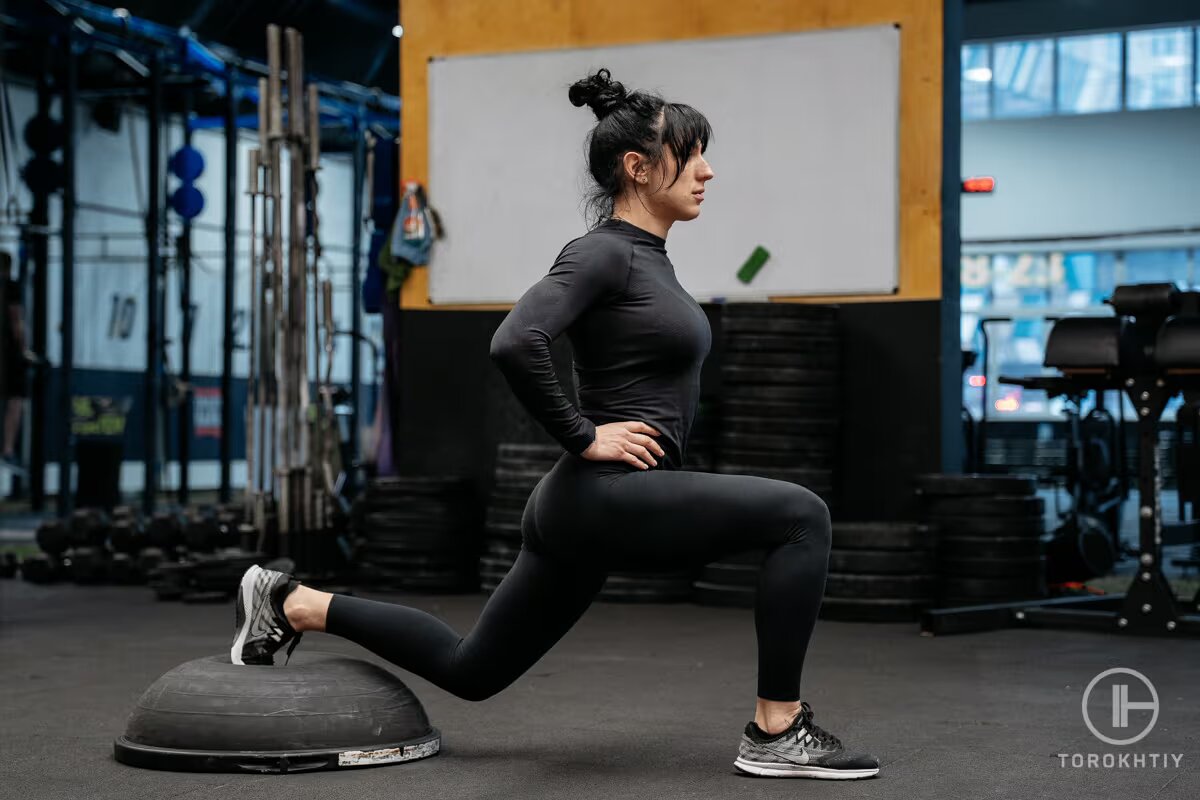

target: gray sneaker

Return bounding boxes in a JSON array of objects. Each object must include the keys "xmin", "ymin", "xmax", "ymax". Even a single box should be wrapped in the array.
[
  {"xmin": 230, "ymin": 564, "xmax": 303, "ymax": 666},
  {"xmin": 734, "ymin": 701, "xmax": 880, "ymax": 779}
]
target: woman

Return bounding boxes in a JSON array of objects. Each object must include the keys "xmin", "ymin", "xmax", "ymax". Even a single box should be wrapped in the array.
[{"xmin": 231, "ymin": 68, "xmax": 879, "ymax": 780}]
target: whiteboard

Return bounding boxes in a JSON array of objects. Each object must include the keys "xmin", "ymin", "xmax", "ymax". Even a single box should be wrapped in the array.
[{"xmin": 428, "ymin": 25, "xmax": 900, "ymax": 304}]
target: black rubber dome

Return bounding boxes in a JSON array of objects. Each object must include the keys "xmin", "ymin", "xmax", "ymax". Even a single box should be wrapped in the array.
[{"xmin": 114, "ymin": 652, "xmax": 440, "ymax": 773}]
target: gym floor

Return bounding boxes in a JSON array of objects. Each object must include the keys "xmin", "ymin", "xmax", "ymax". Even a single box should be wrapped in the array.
[{"xmin": 2, "ymin": 579, "xmax": 1197, "ymax": 799}]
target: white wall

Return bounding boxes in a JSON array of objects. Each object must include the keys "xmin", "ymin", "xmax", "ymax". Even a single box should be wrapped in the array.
[{"xmin": 961, "ymin": 106, "xmax": 1200, "ymax": 249}]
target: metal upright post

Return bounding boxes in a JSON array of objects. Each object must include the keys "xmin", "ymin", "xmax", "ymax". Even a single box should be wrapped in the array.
[
  {"xmin": 349, "ymin": 116, "xmax": 365, "ymax": 468},
  {"xmin": 28, "ymin": 46, "xmax": 51, "ymax": 510},
  {"xmin": 220, "ymin": 65, "xmax": 238, "ymax": 503},
  {"xmin": 57, "ymin": 34, "xmax": 77, "ymax": 517},
  {"xmin": 143, "ymin": 55, "xmax": 162, "ymax": 515},
  {"xmin": 179, "ymin": 88, "xmax": 193, "ymax": 505}
]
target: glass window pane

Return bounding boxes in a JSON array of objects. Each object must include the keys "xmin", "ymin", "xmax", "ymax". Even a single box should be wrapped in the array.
[
  {"xmin": 993, "ymin": 39, "xmax": 1054, "ymax": 117},
  {"xmin": 1125, "ymin": 249, "xmax": 1190, "ymax": 287},
  {"xmin": 1049, "ymin": 251, "xmax": 1117, "ymax": 306},
  {"xmin": 962, "ymin": 44, "xmax": 992, "ymax": 120},
  {"xmin": 1126, "ymin": 28, "xmax": 1194, "ymax": 110},
  {"xmin": 1057, "ymin": 33, "xmax": 1121, "ymax": 113}
]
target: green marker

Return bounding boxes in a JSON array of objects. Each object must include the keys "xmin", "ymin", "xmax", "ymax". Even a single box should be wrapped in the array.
[{"xmin": 737, "ymin": 245, "xmax": 770, "ymax": 284}]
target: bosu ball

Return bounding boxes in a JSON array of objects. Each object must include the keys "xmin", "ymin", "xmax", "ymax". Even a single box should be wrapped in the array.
[{"xmin": 114, "ymin": 652, "xmax": 440, "ymax": 773}]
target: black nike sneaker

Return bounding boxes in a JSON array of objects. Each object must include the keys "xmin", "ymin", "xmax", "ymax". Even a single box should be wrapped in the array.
[
  {"xmin": 230, "ymin": 564, "xmax": 303, "ymax": 666},
  {"xmin": 734, "ymin": 701, "xmax": 880, "ymax": 779}
]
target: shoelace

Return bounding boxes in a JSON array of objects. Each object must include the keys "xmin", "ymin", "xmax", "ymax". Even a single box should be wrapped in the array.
[{"xmin": 796, "ymin": 701, "xmax": 842, "ymax": 750}]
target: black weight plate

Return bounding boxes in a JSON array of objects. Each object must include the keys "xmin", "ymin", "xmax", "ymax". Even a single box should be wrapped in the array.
[
  {"xmin": 109, "ymin": 520, "xmax": 143, "ymax": 554},
  {"xmin": 718, "ymin": 430, "xmax": 835, "ymax": 451},
  {"xmin": 691, "ymin": 581, "xmax": 756, "ymax": 608},
  {"xmin": 497, "ymin": 443, "xmax": 563, "ymax": 461},
  {"xmin": 940, "ymin": 555, "xmax": 1046, "ymax": 579},
  {"xmin": 363, "ymin": 508, "xmax": 467, "ymax": 528},
  {"xmin": 494, "ymin": 466, "xmax": 552, "ymax": 485},
  {"xmin": 914, "ymin": 473, "xmax": 1037, "ymax": 497},
  {"xmin": 484, "ymin": 520, "xmax": 523, "ymax": 537},
  {"xmin": 722, "ymin": 366, "xmax": 839, "ymax": 387},
  {"xmin": 723, "ymin": 383, "xmax": 839, "ymax": 402},
  {"xmin": 720, "ymin": 416, "xmax": 834, "ymax": 437},
  {"xmin": 941, "ymin": 574, "xmax": 1047, "ymax": 598},
  {"xmin": 109, "ymin": 553, "xmax": 144, "ymax": 585},
  {"xmin": 486, "ymin": 506, "xmax": 525, "ymax": 527},
  {"xmin": 66, "ymin": 547, "xmax": 111, "ymax": 585},
  {"xmin": 701, "ymin": 562, "xmax": 760, "ymax": 587},
  {"xmin": 604, "ymin": 573, "xmax": 694, "ymax": 592},
  {"xmin": 824, "ymin": 572, "xmax": 937, "ymax": 599},
  {"xmin": 931, "ymin": 514, "xmax": 1045, "ymax": 537},
  {"xmin": 723, "ymin": 334, "xmax": 840, "ymax": 354},
  {"xmin": 598, "ymin": 585, "xmax": 691, "ymax": 603},
  {"xmin": 819, "ymin": 597, "xmax": 929, "ymax": 623},
  {"xmin": 927, "ymin": 495, "xmax": 1045, "ymax": 517},
  {"xmin": 722, "ymin": 349, "xmax": 840, "ymax": 369},
  {"xmin": 367, "ymin": 475, "xmax": 470, "ymax": 496},
  {"xmin": 831, "ymin": 523, "xmax": 936, "ymax": 552},
  {"xmin": 716, "ymin": 448, "xmax": 834, "ymax": 469},
  {"xmin": 483, "ymin": 541, "xmax": 522, "ymax": 561},
  {"xmin": 828, "ymin": 548, "xmax": 937, "ymax": 575},
  {"xmin": 711, "ymin": 548, "xmax": 768, "ymax": 567},
  {"xmin": 367, "ymin": 528, "xmax": 473, "ymax": 552},
  {"xmin": 721, "ymin": 399, "xmax": 839, "ymax": 420},
  {"xmin": 714, "ymin": 463, "xmax": 832, "ymax": 486},
  {"xmin": 722, "ymin": 302, "xmax": 838, "ymax": 321},
  {"xmin": 359, "ymin": 548, "xmax": 473, "ymax": 568},
  {"xmin": 723, "ymin": 317, "xmax": 837, "ymax": 336},
  {"xmin": 939, "ymin": 535, "xmax": 1043, "ymax": 560}
]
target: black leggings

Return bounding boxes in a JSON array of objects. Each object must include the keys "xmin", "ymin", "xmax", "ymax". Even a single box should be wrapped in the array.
[{"xmin": 327, "ymin": 453, "xmax": 831, "ymax": 702}]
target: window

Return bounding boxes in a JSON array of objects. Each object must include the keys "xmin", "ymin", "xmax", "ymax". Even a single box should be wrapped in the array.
[
  {"xmin": 1126, "ymin": 27, "xmax": 1195, "ymax": 110},
  {"xmin": 993, "ymin": 39, "xmax": 1055, "ymax": 117},
  {"xmin": 1124, "ymin": 249, "xmax": 1191, "ymax": 287},
  {"xmin": 962, "ymin": 44, "xmax": 992, "ymax": 120},
  {"xmin": 1057, "ymin": 33, "xmax": 1122, "ymax": 114}
]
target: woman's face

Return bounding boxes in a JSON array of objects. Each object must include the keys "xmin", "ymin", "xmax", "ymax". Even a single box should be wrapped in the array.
[{"xmin": 633, "ymin": 142, "xmax": 714, "ymax": 222}]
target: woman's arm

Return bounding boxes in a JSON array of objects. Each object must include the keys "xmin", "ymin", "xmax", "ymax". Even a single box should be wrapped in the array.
[{"xmin": 489, "ymin": 237, "xmax": 631, "ymax": 455}]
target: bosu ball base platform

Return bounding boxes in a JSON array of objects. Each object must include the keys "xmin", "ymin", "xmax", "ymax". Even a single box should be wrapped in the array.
[{"xmin": 114, "ymin": 652, "xmax": 441, "ymax": 773}]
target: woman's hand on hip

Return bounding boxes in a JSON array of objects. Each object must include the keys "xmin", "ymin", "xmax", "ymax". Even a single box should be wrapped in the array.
[{"xmin": 580, "ymin": 421, "xmax": 665, "ymax": 469}]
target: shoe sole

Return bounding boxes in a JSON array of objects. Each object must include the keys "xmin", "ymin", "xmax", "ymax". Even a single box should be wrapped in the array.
[
  {"xmin": 229, "ymin": 564, "xmax": 262, "ymax": 666},
  {"xmin": 734, "ymin": 757, "xmax": 879, "ymax": 779}
]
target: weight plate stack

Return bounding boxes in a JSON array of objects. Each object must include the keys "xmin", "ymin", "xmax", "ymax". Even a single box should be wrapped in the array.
[
  {"xmin": 820, "ymin": 523, "xmax": 938, "ymax": 622},
  {"xmin": 693, "ymin": 547, "xmax": 766, "ymax": 609},
  {"xmin": 357, "ymin": 474, "xmax": 480, "ymax": 593},
  {"xmin": 0, "ymin": 552, "xmax": 17, "ymax": 579},
  {"xmin": 716, "ymin": 303, "xmax": 841, "ymax": 507},
  {"xmin": 480, "ymin": 444, "xmax": 563, "ymax": 593},
  {"xmin": 913, "ymin": 473, "xmax": 1049, "ymax": 606},
  {"xmin": 599, "ymin": 571, "xmax": 694, "ymax": 603}
]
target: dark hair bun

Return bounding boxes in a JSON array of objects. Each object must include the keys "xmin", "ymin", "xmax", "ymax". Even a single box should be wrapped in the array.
[{"xmin": 568, "ymin": 68, "xmax": 628, "ymax": 120}]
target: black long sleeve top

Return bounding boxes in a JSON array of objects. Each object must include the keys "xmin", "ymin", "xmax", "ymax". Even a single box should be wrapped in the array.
[{"xmin": 489, "ymin": 217, "xmax": 712, "ymax": 471}]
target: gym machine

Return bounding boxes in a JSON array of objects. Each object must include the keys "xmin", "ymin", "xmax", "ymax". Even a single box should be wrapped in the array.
[{"xmin": 924, "ymin": 283, "xmax": 1200, "ymax": 637}]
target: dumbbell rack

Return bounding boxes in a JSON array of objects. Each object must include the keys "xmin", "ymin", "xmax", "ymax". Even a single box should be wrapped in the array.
[{"xmin": 923, "ymin": 286, "xmax": 1200, "ymax": 637}]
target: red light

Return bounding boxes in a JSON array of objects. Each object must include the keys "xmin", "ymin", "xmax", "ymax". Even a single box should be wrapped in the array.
[
  {"xmin": 962, "ymin": 176, "xmax": 995, "ymax": 193},
  {"xmin": 968, "ymin": 375, "xmax": 986, "ymax": 388}
]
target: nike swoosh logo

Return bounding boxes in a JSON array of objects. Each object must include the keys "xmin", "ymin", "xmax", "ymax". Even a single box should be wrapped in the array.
[{"xmin": 761, "ymin": 744, "xmax": 810, "ymax": 765}]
